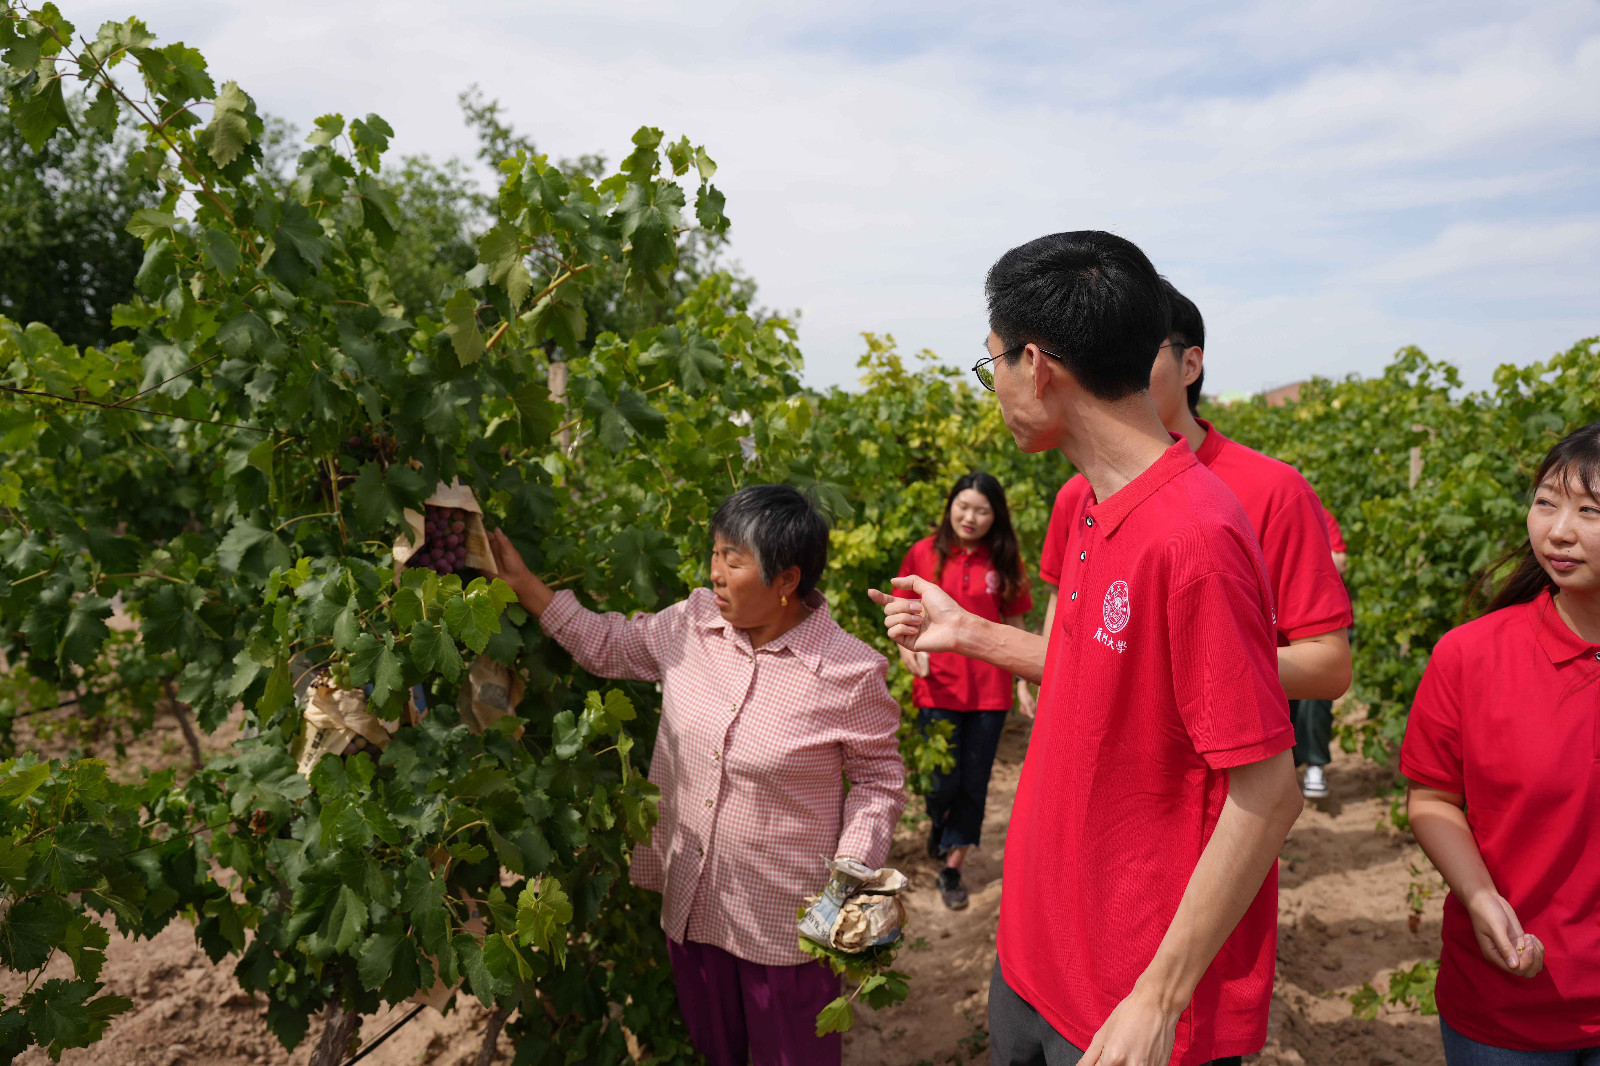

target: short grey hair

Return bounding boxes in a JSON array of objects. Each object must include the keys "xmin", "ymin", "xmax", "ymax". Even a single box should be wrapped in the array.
[{"xmin": 709, "ymin": 485, "xmax": 830, "ymax": 596}]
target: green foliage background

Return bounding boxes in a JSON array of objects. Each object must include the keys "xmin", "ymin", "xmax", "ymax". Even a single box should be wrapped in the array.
[
  {"xmin": 1202, "ymin": 339, "xmax": 1600, "ymax": 761},
  {"xmin": 0, "ymin": 3, "xmax": 1595, "ymax": 1064}
]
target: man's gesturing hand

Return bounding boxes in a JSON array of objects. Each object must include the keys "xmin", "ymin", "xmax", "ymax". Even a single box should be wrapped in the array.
[
  {"xmin": 867, "ymin": 576, "xmax": 969, "ymax": 655},
  {"xmin": 1079, "ymin": 985, "xmax": 1182, "ymax": 1066}
]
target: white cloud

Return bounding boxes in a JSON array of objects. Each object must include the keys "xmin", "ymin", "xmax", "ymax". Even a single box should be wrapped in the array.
[{"xmin": 59, "ymin": 0, "xmax": 1600, "ymax": 394}]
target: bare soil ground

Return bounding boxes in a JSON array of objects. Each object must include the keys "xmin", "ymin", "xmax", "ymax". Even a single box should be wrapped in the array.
[{"xmin": 6, "ymin": 708, "xmax": 1448, "ymax": 1066}]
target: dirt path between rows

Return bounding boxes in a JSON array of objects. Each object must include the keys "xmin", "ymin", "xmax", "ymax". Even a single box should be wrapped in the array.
[{"xmin": 8, "ymin": 708, "xmax": 1447, "ymax": 1065}]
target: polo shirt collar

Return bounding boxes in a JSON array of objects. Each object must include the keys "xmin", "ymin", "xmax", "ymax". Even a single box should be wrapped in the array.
[
  {"xmin": 1193, "ymin": 418, "xmax": 1228, "ymax": 467},
  {"xmin": 699, "ymin": 588, "xmax": 832, "ymax": 673},
  {"xmin": 1530, "ymin": 590, "xmax": 1600, "ymax": 665},
  {"xmin": 1086, "ymin": 436, "xmax": 1200, "ymax": 537}
]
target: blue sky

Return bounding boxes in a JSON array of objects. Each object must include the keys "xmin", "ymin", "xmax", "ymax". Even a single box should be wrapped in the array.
[{"xmin": 68, "ymin": 0, "xmax": 1600, "ymax": 393}]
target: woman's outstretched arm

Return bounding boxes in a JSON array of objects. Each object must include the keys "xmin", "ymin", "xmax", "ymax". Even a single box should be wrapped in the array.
[{"xmin": 489, "ymin": 529, "xmax": 677, "ymax": 683}]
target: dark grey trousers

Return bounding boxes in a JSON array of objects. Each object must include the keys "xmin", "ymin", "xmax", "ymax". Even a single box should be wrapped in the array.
[
  {"xmin": 1290, "ymin": 698, "xmax": 1334, "ymax": 767},
  {"xmin": 987, "ymin": 961, "xmax": 1241, "ymax": 1066}
]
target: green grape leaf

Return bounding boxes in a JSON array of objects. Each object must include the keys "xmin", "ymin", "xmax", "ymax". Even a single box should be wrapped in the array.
[
  {"xmin": 645, "ymin": 329, "xmax": 723, "ymax": 394},
  {"xmin": 442, "ymin": 587, "xmax": 499, "ymax": 655},
  {"xmin": 126, "ymin": 209, "xmax": 181, "ymax": 241},
  {"xmin": 443, "ymin": 288, "xmax": 484, "ymax": 365},
  {"xmin": 608, "ymin": 527, "xmax": 678, "ymax": 607},
  {"xmin": 83, "ymin": 84, "xmax": 117, "ymax": 136},
  {"xmin": 478, "ymin": 223, "xmax": 532, "ymax": 310},
  {"xmin": 357, "ymin": 927, "xmax": 404, "ymax": 991},
  {"xmin": 0, "ymin": 762, "xmax": 50, "ymax": 803},
  {"xmin": 258, "ymin": 657, "xmax": 293, "ymax": 718},
  {"xmin": 308, "ymin": 112, "xmax": 344, "ymax": 146},
  {"xmin": 454, "ymin": 934, "xmax": 504, "ymax": 1006},
  {"xmin": 0, "ymin": 836, "xmax": 31, "ymax": 891},
  {"xmin": 391, "ymin": 585, "xmax": 424, "ymax": 632},
  {"xmin": 332, "ymin": 597, "xmax": 360, "ymax": 651},
  {"xmin": 11, "ymin": 75, "xmax": 72, "ymax": 151},
  {"xmin": 402, "ymin": 859, "xmax": 451, "ymax": 961},
  {"xmin": 198, "ymin": 80, "xmax": 252, "ymax": 166},
  {"xmin": 355, "ymin": 175, "xmax": 399, "ymax": 251},
  {"xmin": 408, "ymin": 619, "xmax": 462, "ymax": 681},
  {"xmin": 201, "ymin": 227, "xmax": 241, "ymax": 277},
  {"xmin": 350, "ymin": 113, "xmax": 393, "ymax": 171},
  {"xmin": 324, "ymin": 885, "xmax": 368, "ymax": 954},
  {"xmin": 509, "ymin": 377, "xmax": 557, "ymax": 446},
  {"xmin": 551, "ymin": 711, "xmax": 582, "ymax": 760},
  {"xmin": 216, "ymin": 518, "xmax": 289, "ymax": 576},
  {"xmin": 696, "ymin": 182, "xmax": 729, "ymax": 234},
  {"xmin": 815, "ymin": 995, "xmax": 854, "ymax": 1036},
  {"xmin": 580, "ymin": 379, "xmax": 666, "ymax": 453},
  {"xmin": 57, "ymin": 594, "xmax": 112, "ymax": 668},
  {"xmin": 522, "ymin": 293, "xmax": 586, "ymax": 354}
]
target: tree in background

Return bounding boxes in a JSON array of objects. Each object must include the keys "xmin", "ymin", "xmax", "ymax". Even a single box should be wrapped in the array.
[{"xmin": 0, "ymin": 98, "xmax": 152, "ymax": 348}]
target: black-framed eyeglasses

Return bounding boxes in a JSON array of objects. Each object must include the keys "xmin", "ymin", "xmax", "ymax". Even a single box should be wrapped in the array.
[{"xmin": 971, "ymin": 343, "xmax": 1066, "ymax": 392}]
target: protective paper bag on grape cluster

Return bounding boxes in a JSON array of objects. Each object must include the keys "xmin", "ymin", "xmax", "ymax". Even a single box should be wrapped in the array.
[
  {"xmin": 798, "ymin": 857, "xmax": 909, "ymax": 953},
  {"xmin": 291, "ymin": 679, "xmax": 398, "ymax": 778},
  {"xmin": 392, "ymin": 480, "xmax": 497, "ymax": 581},
  {"xmin": 456, "ymin": 656, "xmax": 526, "ymax": 739}
]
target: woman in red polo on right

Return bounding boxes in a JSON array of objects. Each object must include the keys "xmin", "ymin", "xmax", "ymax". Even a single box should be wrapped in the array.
[{"xmin": 1402, "ymin": 420, "xmax": 1600, "ymax": 1065}]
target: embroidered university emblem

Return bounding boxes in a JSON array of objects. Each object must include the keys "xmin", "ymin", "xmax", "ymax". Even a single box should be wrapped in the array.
[
  {"xmin": 985, "ymin": 570, "xmax": 1000, "ymax": 595},
  {"xmin": 1102, "ymin": 580, "xmax": 1131, "ymax": 634}
]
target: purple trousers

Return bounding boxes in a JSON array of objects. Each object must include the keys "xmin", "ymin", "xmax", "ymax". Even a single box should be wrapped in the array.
[{"xmin": 667, "ymin": 938, "xmax": 842, "ymax": 1066}]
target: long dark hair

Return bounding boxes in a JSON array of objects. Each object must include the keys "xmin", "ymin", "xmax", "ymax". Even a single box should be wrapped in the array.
[
  {"xmin": 934, "ymin": 472, "xmax": 1025, "ymax": 605},
  {"xmin": 1472, "ymin": 419, "xmax": 1600, "ymax": 617}
]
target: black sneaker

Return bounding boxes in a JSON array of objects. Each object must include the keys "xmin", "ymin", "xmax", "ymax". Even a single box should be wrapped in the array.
[
  {"xmin": 927, "ymin": 823, "xmax": 948, "ymax": 862},
  {"xmin": 937, "ymin": 867, "xmax": 969, "ymax": 910}
]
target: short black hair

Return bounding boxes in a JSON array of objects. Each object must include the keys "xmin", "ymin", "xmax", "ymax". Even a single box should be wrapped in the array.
[
  {"xmin": 1162, "ymin": 280, "xmax": 1205, "ymax": 416},
  {"xmin": 985, "ymin": 231, "xmax": 1170, "ymax": 402},
  {"xmin": 709, "ymin": 484, "xmax": 830, "ymax": 596}
]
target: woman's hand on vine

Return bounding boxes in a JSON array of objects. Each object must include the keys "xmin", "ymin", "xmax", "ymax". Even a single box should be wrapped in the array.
[{"xmin": 488, "ymin": 529, "xmax": 555, "ymax": 617}]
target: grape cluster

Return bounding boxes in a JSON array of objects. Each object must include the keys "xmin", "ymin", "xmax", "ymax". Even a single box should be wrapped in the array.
[
  {"xmin": 326, "ymin": 659, "xmax": 353, "ymax": 688},
  {"xmin": 344, "ymin": 430, "xmax": 396, "ymax": 462},
  {"xmin": 407, "ymin": 505, "xmax": 472, "ymax": 575},
  {"xmin": 345, "ymin": 734, "xmax": 381, "ymax": 757}
]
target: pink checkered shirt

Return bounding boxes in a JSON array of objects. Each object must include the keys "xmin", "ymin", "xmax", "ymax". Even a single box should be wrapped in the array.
[{"xmin": 541, "ymin": 587, "xmax": 905, "ymax": 966}]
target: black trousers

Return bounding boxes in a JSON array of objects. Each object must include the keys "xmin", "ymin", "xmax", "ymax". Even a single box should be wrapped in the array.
[
  {"xmin": 1289, "ymin": 698, "xmax": 1333, "ymax": 767},
  {"xmin": 988, "ymin": 961, "xmax": 1241, "ymax": 1066},
  {"xmin": 919, "ymin": 708, "xmax": 1007, "ymax": 850}
]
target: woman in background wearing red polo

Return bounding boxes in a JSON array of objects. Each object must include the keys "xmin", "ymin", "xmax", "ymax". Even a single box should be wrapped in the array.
[
  {"xmin": 1402, "ymin": 420, "xmax": 1600, "ymax": 1064},
  {"xmin": 895, "ymin": 472, "xmax": 1033, "ymax": 910}
]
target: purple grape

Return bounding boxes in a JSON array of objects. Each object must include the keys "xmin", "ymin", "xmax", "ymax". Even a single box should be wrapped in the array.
[{"xmin": 450, "ymin": 520, "xmax": 465, "ymax": 534}]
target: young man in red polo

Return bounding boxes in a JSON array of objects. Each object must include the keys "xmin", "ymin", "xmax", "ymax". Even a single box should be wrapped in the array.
[
  {"xmin": 871, "ymin": 232, "xmax": 1304, "ymax": 1065},
  {"xmin": 1036, "ymin": 283, "xmax": 1353, "ymax": 800}
]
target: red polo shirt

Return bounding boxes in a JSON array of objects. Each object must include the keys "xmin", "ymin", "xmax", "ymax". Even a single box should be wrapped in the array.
[
  {"xmin": 895, "ymin": 536, "xmax": 1033, "ymax": 710},
  {"xmin": 1040, "ymin": 421, "xmax": 1352, "ymax": 644},
  {"xmin": 1000, "ymin": 439, "xmax": 1292, "ymax": 1065},
  {"xmin": 1400, "ymin": 591, "xmax": 1600, "ymax": 1049},
  {"xmin": 1323, "ymin": 508, "xmax": 1347, "ymax": 554}
]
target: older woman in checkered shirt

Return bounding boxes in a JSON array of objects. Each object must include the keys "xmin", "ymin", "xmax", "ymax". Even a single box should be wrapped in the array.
[{"xmin": 489, "ymin": 484, "xmax": 905, "ymax": 1066}]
